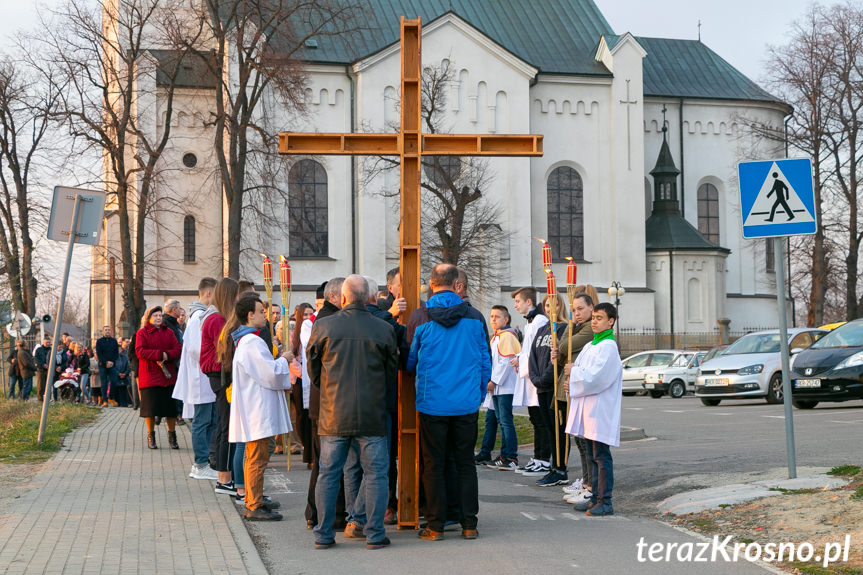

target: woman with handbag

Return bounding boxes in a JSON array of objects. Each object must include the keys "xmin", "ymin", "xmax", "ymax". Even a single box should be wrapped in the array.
[{"xmin": 136, "ymin": 306, "xmax": 182, "ymax": 449}]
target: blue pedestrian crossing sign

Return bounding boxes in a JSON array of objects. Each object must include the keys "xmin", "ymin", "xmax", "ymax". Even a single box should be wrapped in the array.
[{"xmin": 738, "ymin": 158, "xmax": 817, "ymax": 239}]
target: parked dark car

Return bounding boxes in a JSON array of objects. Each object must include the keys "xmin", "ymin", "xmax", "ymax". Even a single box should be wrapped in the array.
[{"xmin": 789, "ymin": 319, "xmax": 863, "ymax": 409}]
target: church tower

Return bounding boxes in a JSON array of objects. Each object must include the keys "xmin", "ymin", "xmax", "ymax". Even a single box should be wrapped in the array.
[{"xmin": 645, "ymin": 115, "xmax": 729, "ymax": 337}]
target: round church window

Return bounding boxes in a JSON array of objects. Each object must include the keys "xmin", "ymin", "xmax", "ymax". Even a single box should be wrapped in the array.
[{"xmin": 182, "ymin": 152, "xmax": 198, "ymax": 168}]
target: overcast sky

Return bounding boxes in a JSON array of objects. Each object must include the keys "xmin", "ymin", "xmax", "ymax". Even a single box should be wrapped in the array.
[{"xmin": 0, "ymin": 0, "xmax": 817, "ymax": 82}]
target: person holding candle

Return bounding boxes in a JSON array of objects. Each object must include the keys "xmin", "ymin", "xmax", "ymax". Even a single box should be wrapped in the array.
[
  {"xmin": 528, "ymin": 292, "xmax": 569, "ymax": 486},
  {"xmin": 510, "ymin": 287, "xmax": 549, "ymax": 476},
  {"xmin": 564, "ymin": 302, "xmax": 623, "ymax": 517}
]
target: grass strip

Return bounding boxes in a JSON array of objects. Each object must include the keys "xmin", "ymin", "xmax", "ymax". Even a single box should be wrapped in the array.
[{"xmin": 0, "ymin": 396, "xmax": 99, "ymax": 464}]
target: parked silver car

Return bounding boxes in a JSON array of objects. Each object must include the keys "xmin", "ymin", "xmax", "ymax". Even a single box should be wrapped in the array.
[
  {"xmin": 621, "ymin": 349, "xmax": 686, "ymax": 395},
  {"xmin": 643, "ymin": 351, "xmax": 706, "ymax": 398},
  {"xmin": 695, "ymin": 328, "xmax": 826, "ymax": 406}
]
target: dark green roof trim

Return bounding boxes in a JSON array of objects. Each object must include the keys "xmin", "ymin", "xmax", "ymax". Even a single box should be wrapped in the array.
[
  {"xmin": 634, "ymin": 36, "xmax": 787, "ymax": 109},
  {"xmin": 645, "ymin": 213, "xmax": 730, "ymax": 253}
]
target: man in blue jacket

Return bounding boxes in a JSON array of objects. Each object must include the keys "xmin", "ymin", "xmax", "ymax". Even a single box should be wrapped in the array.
[{"xmin": 406, "ymin": 264, "xmax": 491, "ymax": 542}]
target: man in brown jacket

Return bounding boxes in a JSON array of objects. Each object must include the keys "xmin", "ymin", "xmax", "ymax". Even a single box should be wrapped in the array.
[
  {"xmin": 15, "ymin": 341, "xmax": 38, "ymax": 401},
  {"xmin": 307, "ymin": 275, "xmax": 397, "ymax": 550}
]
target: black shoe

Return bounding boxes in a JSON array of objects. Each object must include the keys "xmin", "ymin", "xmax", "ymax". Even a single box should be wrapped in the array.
[
  {"xmin": 147, "ymin": 432, "xmax": 157, "ymax": 449},
  {"xmin": 366, "ymin": 537, "xmax": 391, "ymax": 550},
  {"xmin": 215, "ymin": 482, "xmax": 237, "ymax": 495},
  {"xmin": 474, "ymin": 452, "xmax": 492, "ymax": 465},
  {"xmin": 167, "ymin": 431, "xmax": 179, "ymax": 450},
  {"xmin": 155, "ymin": 416, "xmax": 162, "ymax": 425},
  {"xmin": 536, "ymin": 469, "xmax": 569, "ymax": 487},
  {"xmin": 586, "ymin": 502, "xmax": 614, "ymax": 517},
  {"xmin": 262, "ymin": 498, "xmax": 281, "ymax": 510},
  {"xmin": 244, "ymin": 507, "xmax": 282, "ymax": 521},
  {"xmin": 176, "ymin": 417, "xmax": 186, "ymax": 426},
  {"xmin": 315, "ymin": 540, "xmax": 336, "ymax": 549}
]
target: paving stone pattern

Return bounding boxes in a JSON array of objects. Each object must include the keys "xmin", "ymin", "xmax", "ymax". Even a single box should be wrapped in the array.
[{"xmin": 0, "ymin": 408, "xmax": 261, "ymax": 575}]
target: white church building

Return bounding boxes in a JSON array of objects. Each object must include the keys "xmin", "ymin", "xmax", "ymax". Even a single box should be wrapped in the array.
[{"xmin": 91, "ymin": 0, "xmax": 792, "ymax": 338}]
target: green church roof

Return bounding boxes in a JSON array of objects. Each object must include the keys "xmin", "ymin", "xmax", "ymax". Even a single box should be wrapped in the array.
[
  {"xmin": 645, "ymin": 212, "xmax": 730, "ymax": 252},
  {"xmin": 291, "ymin": 0, "xmax": 786, "ymax": 107},
  {"xmin": 298, "ymin": 0, "xmax": 615, "ymax": 76}
]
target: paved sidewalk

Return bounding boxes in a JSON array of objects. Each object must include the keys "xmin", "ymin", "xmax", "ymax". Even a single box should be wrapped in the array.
[{"xmin": 0, "ymin": 408, "xmax": 266, "ymax": 575}]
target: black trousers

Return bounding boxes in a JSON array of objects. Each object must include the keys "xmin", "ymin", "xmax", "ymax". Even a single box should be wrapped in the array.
[
  {"xmin": 418, "ymin": 411, "xmax": 478, "ymax": 532},
  {"xmin": 529, "ymin": 393, "xmax": 553, "ymax": 463},
  {"xmin": 552, "ymin": 399, "xmax": 571, "ymax": 471},
  {"xmin": 214, "ymin": 386, "xmax": 231, "ymax": 472}
]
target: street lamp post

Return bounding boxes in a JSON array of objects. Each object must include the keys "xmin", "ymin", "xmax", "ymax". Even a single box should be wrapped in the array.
[{"xmin": 608, "ymin": 281, "xmax": 625, "ymax": 341}]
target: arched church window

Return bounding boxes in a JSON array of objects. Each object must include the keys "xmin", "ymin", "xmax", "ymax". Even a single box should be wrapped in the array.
[
  {"xmin": 183, "ymin": 215, "xmax": 196, "ymax": 263},
  {"xmin": 697, "ymin": 183, "xmax": 719, "ymax": 245},
  {"xmin": 289, "ymin": 159, "xmax": 328, "ymax": 257},
  {"xmin": 547, "ymin": 166, "xmax": 584, "ymax": 260}
]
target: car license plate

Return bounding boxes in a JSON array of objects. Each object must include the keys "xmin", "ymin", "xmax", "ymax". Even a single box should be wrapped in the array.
[
  {"xmin": 644, "ymin": 383, "xmax": 654, "ymax": 389},
  {"xmin": 705, "ymin": 378, "xmax": 729, "ymax": 386},
  {"xmin": 794, "ymin": 379, "xmax": 821, "ymax": 389}
]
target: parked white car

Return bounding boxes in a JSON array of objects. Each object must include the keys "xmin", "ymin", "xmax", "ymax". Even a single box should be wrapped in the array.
[
  {"xmin": 695, "ymin": 328, "xmax": 827, "ymax": 406},
  {"xmin": 621, "ymin": 350, "xmax": 685, "ymax": 395},
  {"xmin": 643, "ymin": 351, "xmax": 706, "ymax": 398}
]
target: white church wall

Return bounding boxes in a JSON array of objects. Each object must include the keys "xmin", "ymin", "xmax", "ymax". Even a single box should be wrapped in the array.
[
  {"xmin": 355, "ymin": 15, "xmax": 536, "ymax": 296},
  {"xmin": 644, "ymin": 98, "xmax": 787, "ymax": 329}
]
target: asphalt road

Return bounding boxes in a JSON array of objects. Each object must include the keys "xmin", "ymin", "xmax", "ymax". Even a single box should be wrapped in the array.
[{"xmin": 243, "ymin": 395, "xmax": 863, "ymax": 574}]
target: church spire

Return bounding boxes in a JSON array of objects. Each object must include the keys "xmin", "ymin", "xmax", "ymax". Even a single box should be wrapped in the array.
[{"xmin": 650, "ymin": 107, "xmax": 681, "ymax": 216}]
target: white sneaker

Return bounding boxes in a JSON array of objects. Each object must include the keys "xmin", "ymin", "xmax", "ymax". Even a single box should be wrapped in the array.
[
  {"xmin": 564, "ymin": 490, "xmax": 592, "ymax": 504},
  {"xmin": 563, "ymin": 479, "xmax": 584, "ymax": 493},
  {"xmin": 190, "ymin": 463, "xmax": 219, "ymax": 480}
]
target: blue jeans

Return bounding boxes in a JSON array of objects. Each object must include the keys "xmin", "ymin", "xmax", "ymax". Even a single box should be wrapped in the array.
[
  {"xmin": 98, "ymin": 365, "xmax": 118, "ymax": 400},
  {"xmin": 478, "ymin": 407, "xmax": 498, "ymax": 457},
  {"xmin": 20, "ymin": 377, "xmax": 33, "ymax": 401},
  {"xmin": 8, "ymin": 373, "xmax": 19, "ymax": 398},
  {"xmin": 492, "ymin": 394, "xmax": 517, "ymax": 461},
  {"xmin": 315, "ymin": 435, "xmax": 388, "ymax": 544},
  {"xmin": 192, "ymin": 402, "xmax": 218, "ymax": 465},
  {"xmin": 585, "ymin": 439, "xmax": 613, "ymax": 505},
  {"xmin": 230, "ymin": 442, "xmax": 245, "ymax": 488},
  {"xmin": 345, "ymin": 413, "xmax": 393, "ymax": 526}
]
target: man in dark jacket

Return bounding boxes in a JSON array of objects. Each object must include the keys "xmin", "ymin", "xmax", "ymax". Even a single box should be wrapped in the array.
[
  {"xmin": 15, "ymin": 341, "xmax": 37, "ymax": 400},
  {"xmin": 304, "ymin": 276, "xmax": 343, "ymax": 530},
  {"xmin": 95, "ymin": 326, "xmax": 119, "ymax": 404},
  {"xmin": 406, "ymin": 264, "xmax": 491, "ymax": 542},
  {"xmin": 35, "ymin": 337, "xmax": 51, "ymax": 402},
  {"xmin": 307, "ymin": 275, "xmax": 397, "ymax": 550},
  {"xmin": 7, "ymin": 348, "xmax": 19, "ymax": 399},
  {"xmin": 528, "ymin": 295, "xmax": 568, "ymax": 487}
]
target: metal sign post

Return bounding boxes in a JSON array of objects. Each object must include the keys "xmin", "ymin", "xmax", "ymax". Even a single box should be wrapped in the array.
[
  {"xmin": 37, "ymin": 187, "xmax": 106, "ymax": 443},
  {"xmin": 738, "ymin": 158, "xmax": 817, "ymax": 479}
]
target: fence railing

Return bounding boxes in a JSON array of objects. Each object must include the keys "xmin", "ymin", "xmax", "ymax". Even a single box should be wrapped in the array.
[{"xmin": 617, "ymin": 327, "xmax": 777, "ymax": 357}]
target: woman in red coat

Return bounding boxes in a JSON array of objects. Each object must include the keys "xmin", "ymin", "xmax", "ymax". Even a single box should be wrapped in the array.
[{"xmin": 136, "ymin": 306, "xmax": 182, "ymax": 449}]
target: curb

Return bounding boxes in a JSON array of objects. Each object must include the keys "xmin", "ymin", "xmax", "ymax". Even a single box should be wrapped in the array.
[
  {"xmin": 217, "ymin": 492, "xmax": 270, "ymax": 575},
  {"xmin": 620, "ymin": 426, "xmax": 647, "ymax": 442}
]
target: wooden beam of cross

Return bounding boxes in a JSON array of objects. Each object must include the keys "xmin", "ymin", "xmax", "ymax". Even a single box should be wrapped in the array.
[{"xmin": 278, "ymin": 17, "xmax": 543, "ymax": 530}]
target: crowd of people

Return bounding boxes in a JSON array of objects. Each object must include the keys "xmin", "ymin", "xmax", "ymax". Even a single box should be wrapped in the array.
[{"xmin": 5, "ymin": 264, "xmax": 624, "ymax": 549}]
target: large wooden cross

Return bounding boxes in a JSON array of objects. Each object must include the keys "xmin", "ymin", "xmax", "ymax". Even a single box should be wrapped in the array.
[{"xmin": 279, "ymin": 17, "xmax": 543, "ymax": 529}]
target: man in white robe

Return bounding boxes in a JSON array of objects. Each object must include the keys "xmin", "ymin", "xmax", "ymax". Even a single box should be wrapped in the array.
[
  {"xmin": 228, "ymin": 295, "xmax": 293, "ymax": 521},
  {"xmin": 564, "ymin": 302, "xmax": 622, "ymax": 517}
]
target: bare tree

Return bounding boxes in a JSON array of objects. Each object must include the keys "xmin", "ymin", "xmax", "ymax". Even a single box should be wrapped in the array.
[
  {"xmin": 193, "ymin": 0, "xmax": 364, "ymax": 279},
  {"xmin": 0, "ymin": 56, "xmax": 58, "ymax": 317},
  {"xmin": 33, "ymin": 0, "xmax": 205, "ymax": 332},
  {"xmin": 365, "ymin": 61, "xmax": 507, "ymax": 296}
]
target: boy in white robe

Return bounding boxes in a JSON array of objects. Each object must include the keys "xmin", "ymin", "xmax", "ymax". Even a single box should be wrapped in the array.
[
  {"xmin": 564, "ymin": 302, "xmax": 622, "ymax": 517},
  {"xmin": 228, "ymin": 295, "xmax": 294, "ymax": 521}
]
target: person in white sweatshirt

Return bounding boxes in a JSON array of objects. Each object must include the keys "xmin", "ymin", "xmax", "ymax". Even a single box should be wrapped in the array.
[
  {"xmin": 223, "ymin": 294, "xmax": 294, "ymax": 521},
  {"xmin": 564, "ymin": 302, "xmax": 622, "ymax": 517},
  {"xmin": 510, "ymin": 287, "xmax": 550, "ymax": 476},
  {"xmin": 173, "ymin": 277, "xmax": 219, "ymax": 480}
]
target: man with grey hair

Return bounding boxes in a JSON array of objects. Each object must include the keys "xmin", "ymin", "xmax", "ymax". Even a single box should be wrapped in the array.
[
  {"xmin": 163, "ymin": 298, "xmax": 186, "ymax": 423},
  {"xmin": 308, "ymin": 275, "xmax": 397, "ymax": 550}
]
